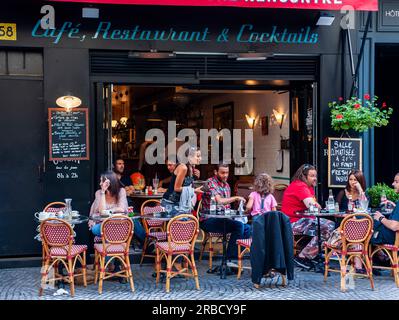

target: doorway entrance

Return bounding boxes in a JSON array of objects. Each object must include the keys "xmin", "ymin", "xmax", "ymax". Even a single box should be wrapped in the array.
[
  {"xmin": 94, "ymin": 80, "xmax": 317, "ymax": 188},
  {"xmin": 375, "ymin": 44, "xmax": 399, "ymax": 184}
]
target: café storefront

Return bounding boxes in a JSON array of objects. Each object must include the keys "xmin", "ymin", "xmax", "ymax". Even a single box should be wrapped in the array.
[{"xmin": 0, "ymin": 0, "xmax": 378, "ymax": 261}]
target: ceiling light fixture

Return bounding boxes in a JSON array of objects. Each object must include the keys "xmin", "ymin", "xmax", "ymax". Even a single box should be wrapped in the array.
[{"xmin": 128, "ymin": 50, "xmax": 176, "ymax": 59}]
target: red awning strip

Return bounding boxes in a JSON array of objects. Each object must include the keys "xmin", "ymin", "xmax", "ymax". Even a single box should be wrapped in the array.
[{"xmin": 51, "ymin": 0, "xmax": 378, "ymax": 11}]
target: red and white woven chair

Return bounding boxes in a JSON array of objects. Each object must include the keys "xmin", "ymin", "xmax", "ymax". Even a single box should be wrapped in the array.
[
  {"xmin": 40, "ymin": 202, "xmax": 67, "ymax": 266},
  {"xmin": 324, "ymin": 213, "xmax": 374, "ymax": 292},
  {"xmin": 199, "ymin": 232, "xmax": 231, "ymax": 270},
  {"xmin": 236, "ymin": 238, "xmax": 252, "ymax": 279},
  {"xmin": 370, "ymin": 231, "xmax": 399, "ymax": 287},
  {"xmin": 94, "ymin": 215, "xmax": 134, "ymax": 294},
  {"xmin": 39, "ymin": 218, "xmax": 87, "ymax": 297},
  {"xmin": 140, "ymin": 199, "xmax": 167, "ymax": 265},
  {"xmin": 156, "ymin": 214, "xmax": 200, "ymax": 293}
]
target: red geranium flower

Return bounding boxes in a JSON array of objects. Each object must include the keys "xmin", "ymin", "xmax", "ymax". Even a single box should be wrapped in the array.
[
  {"xmin": 364, "ymin": 94, "xmax": 370, "ymax": 100},
  {"xmin": 339, "ymin": 97, "xmax": 343, "ymax": 101},
  {"xmin": 354, "ymin": 103, "xmax": 361, "ymax": 109},
  {"xmin": 382, "ymin": 102, "xmax": 387, "ymax": 109},
  {"xmin": 336, "ymin": 114, "xmax": 343, "ymax": 119}
]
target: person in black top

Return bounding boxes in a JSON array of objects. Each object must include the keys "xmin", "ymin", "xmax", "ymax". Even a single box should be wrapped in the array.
[
  {"xmin": 372, "ymin": 173, "xmax": 399, "ymax": 246},
  {"xmin": 161, "ymin": 148, "xmax": 202, "ymax": 215},
  {"xmin": 336, "ymin": 169, "xmax": 368, "ymax": 212}
]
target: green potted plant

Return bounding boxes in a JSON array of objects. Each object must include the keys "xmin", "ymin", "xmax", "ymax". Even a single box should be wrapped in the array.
[
  {"xmin": 366, "ymin": 183, "xmax": 399, "ymax": 208},
  {"xmin": 329, "ymin": 94, "xmax": 393, "ymax": 133}
]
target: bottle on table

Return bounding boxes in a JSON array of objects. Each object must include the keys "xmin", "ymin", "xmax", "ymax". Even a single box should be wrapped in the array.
[
  {"xmin": 210, "ymin": 195, "xmax": 216, "ymax": 215},
  {"xmin": 347, "ymin": 194, "xmax": 354, "ymax": 213},
  {"xmin": 327, "ymin": 189, "xmax": 335, "ymax": 212}
]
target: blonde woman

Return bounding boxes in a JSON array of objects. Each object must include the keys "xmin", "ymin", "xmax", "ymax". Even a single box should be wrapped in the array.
[{"xmin": 246, "ymin": 173, "xmax": 277, "ymax": 216}]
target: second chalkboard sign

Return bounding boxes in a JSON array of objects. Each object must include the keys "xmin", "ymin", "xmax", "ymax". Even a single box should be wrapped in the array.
[
  {"xmin": 328, "ymin": 137, "xmax": 362, "ymax": 188},
  {"xmin": 48, "ymin": 108, "xmax": 89, "ymax": 161}
]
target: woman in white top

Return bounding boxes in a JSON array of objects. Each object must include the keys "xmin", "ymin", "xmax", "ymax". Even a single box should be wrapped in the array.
[{"xmin": 89, "ymin": 171, "xmax": 128, "ymax": 236}]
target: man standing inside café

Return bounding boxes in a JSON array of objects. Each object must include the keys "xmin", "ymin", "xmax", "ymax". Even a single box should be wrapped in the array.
[
  {"xmin": 113, "ymin": 157, "xmax": 146, "ymax": 247},
  {"xmin": 200, "ymin": 163, "xmax": 251, "ymax": 265}
]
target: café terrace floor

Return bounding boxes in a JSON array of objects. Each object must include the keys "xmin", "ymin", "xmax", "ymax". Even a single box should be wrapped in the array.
[{"xmin": 1, "ymin": 256, "xmax": 399, "ymax": 300}]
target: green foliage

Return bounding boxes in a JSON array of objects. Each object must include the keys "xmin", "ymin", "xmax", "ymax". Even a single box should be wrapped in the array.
[
  {"xmin": 366, "ymin": 183, "xmax": 399, "ymax": 208},
  {"xmin": 329, "ymin": 95, "xmax": 393, "ymax": 132}
]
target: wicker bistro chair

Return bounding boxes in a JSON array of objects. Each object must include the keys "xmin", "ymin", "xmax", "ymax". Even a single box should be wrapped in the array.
[
  {"xmin": 39, "ymin": 218, "xmax": 87, "ymax": 297},
  {"xmin": 324, "ymin": 213, "xmax": 374, "ymax": 292},
  {"xmin": 94, "ymin": 215, "xmax": 134, "ymax": 294},
  {"xmin": 140, "ymin": 200, "xmax": 167, "ymax": 265},
  {"xmin": 156, "ymin": 214, "xmax": 200, "ymax": 293},
  {"xmin": 370, "ymin": 231, "xmax": 399, "ymax": 287},
  {"xmin": 236, "ymin": 238, "xmax": 252, "ymax": 279},
  {"xmin": 40, "ymin": 202, "xmax": 67, "ymax": 266}
]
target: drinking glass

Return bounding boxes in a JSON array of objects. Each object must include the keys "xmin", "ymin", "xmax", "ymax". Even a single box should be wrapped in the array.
[
  {"xmin": 359, "ymin": 199, "xmax": 369, "ymax": 212},
  {"xmin": 152, "ymin": 178, "xmax": 159, "ymax": 191},
  {"xmin": 138, "ymin": 178, "xmax": 145, "ymax": 191},
  {"xmin": 64, "ymin": 198, "xmax": 72, "ymax": 217}
]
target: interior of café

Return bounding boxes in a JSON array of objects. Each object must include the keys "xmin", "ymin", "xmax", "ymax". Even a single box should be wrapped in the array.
[{"xmin": 108, "ymin": 81, "xmax": 315, "ymax": 190}]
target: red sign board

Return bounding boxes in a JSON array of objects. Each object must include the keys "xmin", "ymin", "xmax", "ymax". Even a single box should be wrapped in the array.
[{"xmin": 52, "ymin": 0, "xmax": 378, "ymax": 11}]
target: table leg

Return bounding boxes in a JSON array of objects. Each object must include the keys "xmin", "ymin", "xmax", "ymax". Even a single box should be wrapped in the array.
[
  {"xmin": 312, "ymin": 216, "xmax": 325, "ymax": 273},
  {"xmin": 220, "ymin": 219, "xmax": 227, "ymax": 279}
]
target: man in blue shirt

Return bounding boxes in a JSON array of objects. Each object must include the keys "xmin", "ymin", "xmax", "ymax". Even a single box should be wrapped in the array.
[{"xmin": 372, "ymin": 173, "xmax": 399, "ymax": 245}]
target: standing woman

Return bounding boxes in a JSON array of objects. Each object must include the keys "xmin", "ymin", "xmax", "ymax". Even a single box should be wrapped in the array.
[
  {"xmin": 161, "ymin": 146, "xmax": 202, "ymax": 215},
  {"xmin": 336, "ymin": 170, "xmax": 367, "ymax": 212},
  {"xmin": 89, "ymin": 171, "xmax": 129, "ymax": 236}
]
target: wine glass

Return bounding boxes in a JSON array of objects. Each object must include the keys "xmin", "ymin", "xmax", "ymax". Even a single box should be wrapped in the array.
[{"xmin": 152, "ymin": 177, "xmax": 159, "ymax": 191}]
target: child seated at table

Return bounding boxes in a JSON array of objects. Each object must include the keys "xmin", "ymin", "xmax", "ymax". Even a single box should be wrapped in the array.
[{"xmin": 246, "ymin": 173, "xmax": 277, "ymax": 218}]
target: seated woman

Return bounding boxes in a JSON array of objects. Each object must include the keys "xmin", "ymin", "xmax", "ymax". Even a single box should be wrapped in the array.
[
  {"xmin": 246, "ymin": 173, "xmax": 277, "ymax": 217},
  {"xmin": 336, "ymin": 169, "xmax": 367, "ymax": 212},
  {"xmin": 281, "ymin": 164, "xmax": 335, "ymax": 269},
  {"xmin": 89, "ymin": 171, "xmax": 129, "ymax": 237}
]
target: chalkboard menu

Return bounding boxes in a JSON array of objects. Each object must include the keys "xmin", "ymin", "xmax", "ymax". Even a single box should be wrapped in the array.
[
  {"xmin": 48, "ymin": 108, "xmax": 89, "ymax": 161},
  {"xmin": 328, "ymin": 137, "xmax": 362, "ymax": 188}
]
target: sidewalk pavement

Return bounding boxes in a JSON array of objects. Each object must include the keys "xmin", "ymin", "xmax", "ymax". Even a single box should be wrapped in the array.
[{"xmin": 1, "ymin": 260, "xmax": 399, "ymax": 300}]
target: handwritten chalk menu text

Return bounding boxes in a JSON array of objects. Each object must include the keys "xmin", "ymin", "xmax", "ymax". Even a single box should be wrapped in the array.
[
  {"xmin": 48, "ymin": 108, "xmax": 89, "ymax": 161},
  {"xmin": 328, "ymin": 137, "xmax": 362, "ymax": 188}
]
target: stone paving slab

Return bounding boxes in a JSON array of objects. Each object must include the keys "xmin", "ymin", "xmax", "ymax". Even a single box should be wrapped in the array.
[{"xmin": 1, "ymin": 261, "xmax": 399, "ymax": 300}]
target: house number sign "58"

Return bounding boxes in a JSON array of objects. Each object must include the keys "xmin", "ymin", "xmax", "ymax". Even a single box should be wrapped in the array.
[{"xmin": 0, "ymin": 23, "xmax": 17, "ymax": 41}]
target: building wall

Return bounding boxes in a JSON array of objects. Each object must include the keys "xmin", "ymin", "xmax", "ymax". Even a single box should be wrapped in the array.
[{"xmin": 199, "ymin": 92, "xmax": 290, "ymax": 184}]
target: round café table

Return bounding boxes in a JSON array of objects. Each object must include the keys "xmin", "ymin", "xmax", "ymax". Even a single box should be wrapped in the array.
[
  {"xmin": 128, "ymin": 192, "xmax": 164, "ymax": 213},
  {"xmin": 128, "ymin": 192, "xmax": 164, "ymax": 199},
  {"xmin": 202, "ymin": 210, "xmax": 248, "ymax": 279}
]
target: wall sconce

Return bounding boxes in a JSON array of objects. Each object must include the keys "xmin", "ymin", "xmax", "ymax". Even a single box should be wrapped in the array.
[
  {"xmin": 56, "ymin": 95, "xmax": 82, "ymax": 112},
  {"xmin": 120, "ymin": 117, "xmax": 128, "ymax": 126},
  {"xmin": 245, "ymin": 114, "xmax": 258, "ymax": 129},
  {"xmin": 271, "ymin": 109, "xmax": 285, "ymax": 129},
  {"xmin": 111, "ymin": 120, "xmax": 118, "ymax": 128}
]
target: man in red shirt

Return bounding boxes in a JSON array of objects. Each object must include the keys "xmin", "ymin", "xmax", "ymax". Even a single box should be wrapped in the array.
[{"xmin": 281, "ymin": 164, "xmax": 335, "ymax": 269}]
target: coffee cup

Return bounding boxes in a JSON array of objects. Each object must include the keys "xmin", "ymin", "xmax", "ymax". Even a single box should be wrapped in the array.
[
  {"xmin": 35, "ymin": 211, "xmax": 54, "ymax": 221},
  {"xmin": 101, "ymin": 209, "xmax": 112, "ymax": 217}
]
